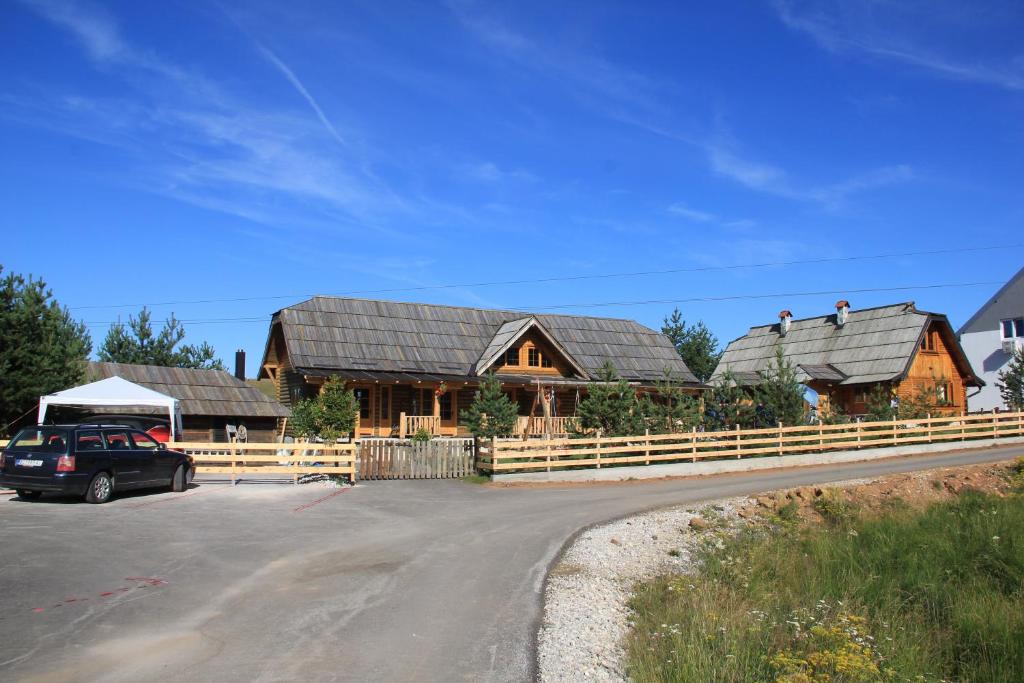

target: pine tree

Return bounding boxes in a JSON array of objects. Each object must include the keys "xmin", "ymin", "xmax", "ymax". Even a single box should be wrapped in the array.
[
  {"xmin": 756, "ymin": 346, "xmax": 806, "ymax": 427},
  {"xmin": 574, "ymin": 362, "xmax": 646, "ymax": 436},
  {"xmin": 460, "ymin": 373, "xmax": 519, "ymax": 438},
  {"xmin": 996, "ymin": 347, "xmax": 1024, "ymax": 411},
  {"xmin": 704, "ymin": 370, "xmax": 756, "ymax": 431},
  {"xmin": 289, "ymin": 377, "xmax": 358, "ymax": 441},
  {"xmin": 661, "ymin": 308, "xmax": 722, "ymax": 383},
  {"xmin": 0, "ymin": 266, "xmax": 92, "ymax": 435},
  {"xmin": 642, "ymin": 370, "xmax": 702, "ymax": 434},
  {"xmin": 98, "ymin": 307, "xmax": 224, "ymax": 370}
]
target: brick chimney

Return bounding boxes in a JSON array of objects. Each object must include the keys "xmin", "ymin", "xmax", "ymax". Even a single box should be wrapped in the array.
[
  {"xmin": 234, "ymin": 349, "xmax": 246, "ymax": 380},
  {"xmin": 779, "ymin": 310, "xmax": 792, "ymax": 336},
  {"xmin": 835, "ymin": 300, "xmax": 850, "ymax": 327}
]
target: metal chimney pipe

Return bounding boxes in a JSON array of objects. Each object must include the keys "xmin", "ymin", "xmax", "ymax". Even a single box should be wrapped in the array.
[{"xmin": 235, "ymin": 349, "xmax": 246, "ymax": 380}]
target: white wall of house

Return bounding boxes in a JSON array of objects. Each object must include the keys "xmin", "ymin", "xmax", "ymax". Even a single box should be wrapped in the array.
[{"xmin": 961, "ymin": 328, "xmax": 1015, "ymax": 411}]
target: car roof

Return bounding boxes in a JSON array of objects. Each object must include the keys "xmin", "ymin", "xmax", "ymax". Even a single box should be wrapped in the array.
[{"xmin": 34, "ymin": 423, "xmax": 140, "ymax": 430}]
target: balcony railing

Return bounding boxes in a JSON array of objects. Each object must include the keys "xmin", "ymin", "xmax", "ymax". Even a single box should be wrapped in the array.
[{"xmin": 517, "ymin": 416, "xmax": 577, "ymax": 436}]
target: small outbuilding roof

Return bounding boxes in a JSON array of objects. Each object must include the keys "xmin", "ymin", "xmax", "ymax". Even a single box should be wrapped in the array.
[
  {"xmin": 88, "ymin": 362, "xmax": 290, "ymax": 418},
  {"xmin": 713, "ymin": 302, "xmax": 981, "ymax": 387}
]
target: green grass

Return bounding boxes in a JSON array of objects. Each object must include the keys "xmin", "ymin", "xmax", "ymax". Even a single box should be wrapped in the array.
[
  {"xmin": 460, "ymin": 473, "xmax": 491, "ymax": 484},
  {"xmin": 626, "ymin": 491, "xmax": 1024, "ymax": 682}
]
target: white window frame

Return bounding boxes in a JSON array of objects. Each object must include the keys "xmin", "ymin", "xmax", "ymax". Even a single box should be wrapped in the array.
[{"xmin": 1000, "ymin": 317, "xmax": 1024, "ymax": 340}]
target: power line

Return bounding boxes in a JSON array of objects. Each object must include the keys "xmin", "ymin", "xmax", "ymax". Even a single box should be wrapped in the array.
[
  {"xmin": 80, "ymin": 279, "xmax": 1004, "ymax": 327},
  {"xmin": 68, "ymin": 244, "xmax": 1019, "ymax": 311}
]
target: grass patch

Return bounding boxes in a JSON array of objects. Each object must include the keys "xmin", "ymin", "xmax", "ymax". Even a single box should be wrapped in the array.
[
  {"xmin": 461, "ymin": 473, "xmax": 491, "ymax": 484},
  {"xmin": 626, "ymin": 490, "xmax": 1024, "ymax": 682}
]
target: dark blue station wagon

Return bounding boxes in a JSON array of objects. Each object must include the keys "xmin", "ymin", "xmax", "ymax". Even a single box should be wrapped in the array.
[{"xmin": 0, "ymin": 424, "xmax": 193, "ymax": 503}]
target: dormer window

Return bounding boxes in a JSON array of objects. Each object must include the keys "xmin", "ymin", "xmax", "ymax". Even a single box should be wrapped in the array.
[
  {"xmin": 921, "ymin": 331, "xmax": 937, "ymax": 352},
  {"xmin": 505, "ymin": 347, "xmax": 520, "ymax": 366}
]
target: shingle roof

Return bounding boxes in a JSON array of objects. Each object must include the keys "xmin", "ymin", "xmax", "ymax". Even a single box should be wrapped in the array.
[
  {"xmin": 264, "ymin": 296, "xmax": 697, "ymax": 384},
  {"xmin": 713, "ymin": 302, "xmax": 980, "ymax": 386},
  {"xmin": 958, "ymin": 266, "xmax": 1024, "ymax": 335},
  {"xmin": 88, "ymin": 362, "xmax": 290, "ymax": 417}
]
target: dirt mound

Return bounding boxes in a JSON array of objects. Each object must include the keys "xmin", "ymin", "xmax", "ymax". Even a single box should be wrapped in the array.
[{"xmin": 739, "ymin": 459, "xmax": 1019, "ymax": 523}]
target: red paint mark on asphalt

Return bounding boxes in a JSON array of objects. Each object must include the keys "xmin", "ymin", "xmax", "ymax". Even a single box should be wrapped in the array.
[
  {"xmin": 293, "ymin": 488, "xmax": 349, "ymax": 512},
  {"xmin": 100, "ymin": 591, "xmax": 114, "ymax": 596},
  {"xmin": 125, "ymin": 577, "xmax": 166, "ymax": 586},
  {"xmin": 126, "ymin": 485, "xmax": 229, "ymax": 509},
  {"xmin": 32, "ymin": 608, "xmax": 44, "ymax": 613}
]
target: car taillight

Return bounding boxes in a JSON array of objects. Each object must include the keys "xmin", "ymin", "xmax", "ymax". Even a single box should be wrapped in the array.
[
  {"xmin": 0, "ymin": 451, "xmax": 5, "ymax": 468},
  {"xmin": 56, "ymin": 455, "xmax": 76, "ymax": 472}
]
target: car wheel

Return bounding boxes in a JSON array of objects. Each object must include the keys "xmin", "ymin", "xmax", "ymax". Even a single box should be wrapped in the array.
[
  {"xmin": 15, "ymin": 489, "xmax": 42, "ymax": 500},
  {"xmin": 84, "ymin": 472, "xmax": 113, "ymax": 504},
  {"xmin": 170, "ymin": 464, "xmax": 187, "ymax": 492}
]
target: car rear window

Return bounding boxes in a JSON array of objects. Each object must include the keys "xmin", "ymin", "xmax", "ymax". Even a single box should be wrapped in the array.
[{"xmin": 7, "ymin": 428, "xmax": 69, "ymax": 453}]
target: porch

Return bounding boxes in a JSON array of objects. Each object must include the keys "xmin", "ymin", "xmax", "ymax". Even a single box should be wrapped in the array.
[{"xmin": 340, "ymin": 379, "xmax": 583, "ymax": 438}]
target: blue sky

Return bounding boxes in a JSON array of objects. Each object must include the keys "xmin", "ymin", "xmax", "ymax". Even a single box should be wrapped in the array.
[{"xmin": 3, "ymin": 0, "xmax": 1022, "ymax": 376}]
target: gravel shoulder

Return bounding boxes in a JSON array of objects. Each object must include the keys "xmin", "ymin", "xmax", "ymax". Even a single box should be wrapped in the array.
[{"xmin": 537, "ymin": 459, "xmax": 1019, "ymax": 683}]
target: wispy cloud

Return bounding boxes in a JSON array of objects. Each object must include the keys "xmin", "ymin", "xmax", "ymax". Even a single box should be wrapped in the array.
[
  {"xmin": 705, "ymin": 141, "xmax": 913, "ymax": 208},
  {"xmin": 667, "ymin": 203, "xmax": 716, "ymax": 223},
  {"xmin": 461, "ymin": 161, "xmax": 537, "ymax": 183},
  {"xmin": 447, "ymin": 1, "xmax": 668, "ymax": 116},
  {"xmin": 11, "ymin": 0, "xmax": 471, "ymax": 246},
  {"xmin": 772, "ymin": 0, "xmax": 1024, "ymax": 91},
  {"xmin": 250, "ymin": 41, "xmax": 347, "ymax": 148}
]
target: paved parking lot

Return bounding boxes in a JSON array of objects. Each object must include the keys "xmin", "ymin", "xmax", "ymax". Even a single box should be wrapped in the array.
[{"xmin": 1, "ymin": 444, "xmax": 1021, "ymax": 683}]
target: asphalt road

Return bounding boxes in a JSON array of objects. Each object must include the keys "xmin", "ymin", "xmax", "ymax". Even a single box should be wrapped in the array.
[{"xmin": 0, "ymin": 443, "xmax": 1021, "ymax": 683}]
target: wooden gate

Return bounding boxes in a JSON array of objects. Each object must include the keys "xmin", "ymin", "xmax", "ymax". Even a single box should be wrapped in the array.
[{"xmin": 358, "ymin": 438, "xmax": 475, "ymax": 480}]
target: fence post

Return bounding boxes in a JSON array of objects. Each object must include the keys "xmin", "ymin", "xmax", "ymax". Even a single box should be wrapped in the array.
[
  {"xmin": 856, "ymin": 418, "xmax": 862, "ymax": 449},
  {"xmin": 399, "ymin": 412, "xmax": 407, "ymax": 439},
  {"xmin": 490, "ymin": 436, "xmax": 498, "ymax": 473},
  {"xmin": 778, "ymin": 421, "xmax": 783, "ymax": 456},
  {"xmin": 644, "ymin": 428, "xmax": 650, "ymax": 466},
  {"xmin": 927, "ymin": 413, "xmax": 932, "ymax": 444},
  {"xmin": 596, "ymin": 430, "xmax": 602, "ymax": 469},
  {"xmin": 691, "ymin": 426, "xmax": 697, "ymax": 463},
  {"xmin": 992, "ymin": 408, "xmax": 998, "ymax": 439},
  {"xmin": 892, "ymin": 417, "xmax": 898, "ymax": 446},
  {"xmin": 818, "ymin": 422, "xmax": 823, "ymax": 450},
  {"xmin": 231, "ymin": 458, "xmax": 236, "ymax": 487},
  {"xmin": 735, "ymin": 424, "xmax": 741, "ymax": 459},
  {"xmin": 961, "ymin": 410, "xmax": 966, "ymax": 442}
]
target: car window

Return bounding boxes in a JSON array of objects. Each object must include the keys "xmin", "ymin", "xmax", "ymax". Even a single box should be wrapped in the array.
[
  {"xmin": 130, "ymin": 431, "xmax": 160, "ymax": 452},
  {"xmin": 77, "ymin": 430, "xmax": 105, "ymax": 451},
  {"xmin": 104, "ymin": 430, "xmax": 132, "ymax": 451},
  {"xmin": 8, "ymin": 428, "xmax": 69, "ymax": 453}
]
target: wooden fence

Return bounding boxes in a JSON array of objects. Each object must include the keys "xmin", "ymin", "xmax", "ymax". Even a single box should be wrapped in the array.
[
  {"xmin": 178, "ymin": 442, "xmax": 357, "ymax": 484},
  {"xmin": 517, "ymin": 416, "xmax": 577, "ymax": 437},
  {"xmin": 478, "ymin": 410, "xmax": 1024, "ymax": 473},
  {"xmin": 358, "ymin": 438, "xmax": 475, "ymax": 480}
]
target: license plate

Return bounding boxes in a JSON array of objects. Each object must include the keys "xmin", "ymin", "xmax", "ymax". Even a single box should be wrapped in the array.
[{"xmin": 15, "ymin": 459, "xmax": 43, "ymax": 468}]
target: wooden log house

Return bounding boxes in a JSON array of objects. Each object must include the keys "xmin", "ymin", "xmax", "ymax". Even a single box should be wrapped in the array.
[
  {"xmin": 713, "ymin": 301, "xmax": 983, "ymax": 417},
  {"xmin": 258, "ymin": 296, "xmax": 700, "ymax": 437}
]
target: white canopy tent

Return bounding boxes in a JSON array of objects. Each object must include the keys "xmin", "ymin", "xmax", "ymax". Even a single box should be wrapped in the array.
[{"xmin": 38, "ymin": 376, "xmax": 184, "ymax": 441}]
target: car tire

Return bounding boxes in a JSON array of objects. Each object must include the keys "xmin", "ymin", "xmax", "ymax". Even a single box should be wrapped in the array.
[
  {"xmin": 84, "ymin": 472, "xmax": 113, "ymax": 504},
  {"xmin": 15, "ymin": 489, "xmax": 42, "ymax": 500},
  {"xmin": 170, "ymin": 464, "xmax": 187, "ymax": 492}
]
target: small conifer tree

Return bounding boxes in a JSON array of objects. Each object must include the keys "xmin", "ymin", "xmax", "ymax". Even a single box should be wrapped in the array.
[{"xmin": 460, "ymin": 373, "xmax": 519, "ymax": 438}]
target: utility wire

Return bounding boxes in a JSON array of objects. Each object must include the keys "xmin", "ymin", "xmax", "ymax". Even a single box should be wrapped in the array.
[
  {"xmin": 68, "ymin": 244, "xmax": 1019, "ymax": 311},
  {"xmin": 80, "ymin": 279, "xmax": 1004, "ymax": 327}
]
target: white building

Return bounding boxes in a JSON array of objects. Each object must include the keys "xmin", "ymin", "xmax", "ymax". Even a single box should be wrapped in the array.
[{"xmin": 958, "ymin": 266, "xmax": 1024, "ymax": 411}]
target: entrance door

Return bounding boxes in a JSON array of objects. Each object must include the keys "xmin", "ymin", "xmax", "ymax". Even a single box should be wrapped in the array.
[{"xmin": 377, "ymin": 386, "xmax": 392, "ymax": 436}]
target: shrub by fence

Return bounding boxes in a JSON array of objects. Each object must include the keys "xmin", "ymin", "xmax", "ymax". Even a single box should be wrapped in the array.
[{"xmin": 477, "ymin": 411, "xmax": 1024, "ymax": 474}]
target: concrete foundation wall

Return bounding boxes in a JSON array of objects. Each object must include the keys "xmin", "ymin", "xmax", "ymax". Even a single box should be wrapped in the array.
[{"xmin": 490, "ymin": 436, "xmax": 1024, "ymax": 483}]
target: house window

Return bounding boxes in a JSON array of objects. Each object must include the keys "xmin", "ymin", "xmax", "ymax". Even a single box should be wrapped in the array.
[
  {"xmin": 921, "ymin": 331, "xmax": 937, "ymax": 352},
  {"xmin": 1001, "ymin": 318, "xmax": 1024, "ymax": 339},
  {"xmin": 353, "ymin": 388, "xmax": 370, "ymax": 419},
  {"xmin": 528, "ymin": 347, "xmax": 540, "ymax": 367},
  {"xmin": 439, "ymin": 392, "xmax": 452, "ymax": 421},
  {"xmin": 379, "ymin": 387, "xmax": 390, "ymax": 421},
  {"xmin": 505, "ymin": 347, "xmax": 519, "ymax": 366},
  {"xmin": 936, "ymin": 382, "xmax": 950, "ymax": 404},
  {"xmin": 541, "ymin": 355, "xmax": 552, "ymax": 368}
]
